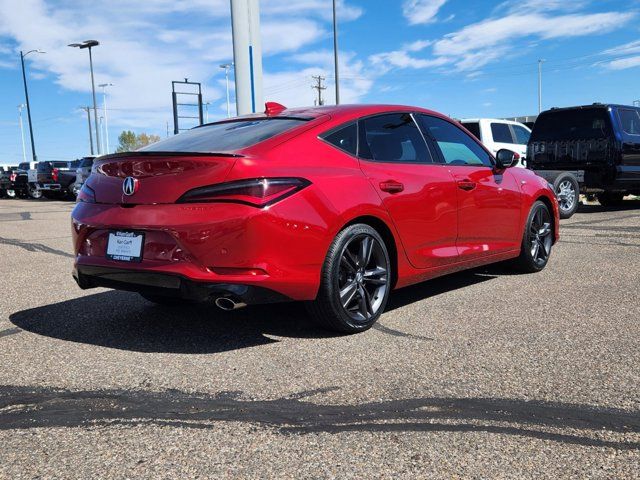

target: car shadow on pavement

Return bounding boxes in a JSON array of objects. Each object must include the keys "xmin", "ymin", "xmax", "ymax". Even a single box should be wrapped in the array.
[
  {"xmin": 9, "ymin": 290, "xmax": 336, "ymax": 354},
  {"xmin": 9, "ymin": 267, "xmax": 514, "ymax": 353},
  {"xmin": 0, "ymin": 385, "xmax": 638, "ymax": 450},
  {"xmin": 9, "ymin": 269, "xmax": 507, "ymax": 353}
]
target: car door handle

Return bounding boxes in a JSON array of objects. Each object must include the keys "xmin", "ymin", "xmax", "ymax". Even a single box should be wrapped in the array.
[
  {"xmin": 379, "ymin": 180, "xmax": 404, "ymax": 193},
  {"xmin": 457, "ymin": 180, "xmax": 476, "ymax": 191}
]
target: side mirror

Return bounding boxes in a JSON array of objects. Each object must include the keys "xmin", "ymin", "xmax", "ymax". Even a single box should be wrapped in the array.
[{"xmin": 495, "ymin": 149, "xmax": 519, "ymax": 169}]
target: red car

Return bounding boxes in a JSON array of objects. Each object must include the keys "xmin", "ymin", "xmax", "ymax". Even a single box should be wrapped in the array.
[{"xmin": 72, "ymin": 104, "xmax": 559, "ymax": 333}]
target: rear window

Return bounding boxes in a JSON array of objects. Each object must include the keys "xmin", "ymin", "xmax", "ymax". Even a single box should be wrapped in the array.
[
  {"xmin": 140, "ymin": 118, "xmax": 308, "ymax": 153},
  {"xmin": 461, "ymin": 122, "xmax": 481, "ymax": 140},
  {"xmin": 79, "ymin": 158, "xmax": 94, "ymax": 168},
  {"xmin": 531, "ymin": 108, "xmax": 612, "ymax": 141},
  {"xmin": 68, "ymin": 160, "xmax": 81, "ymax": 168},
  {"xmin": 18, "ymin": 162, "xmax": 30, "ymax": 170}
]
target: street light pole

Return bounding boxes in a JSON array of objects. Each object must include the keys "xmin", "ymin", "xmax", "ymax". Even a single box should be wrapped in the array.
[
  {"xmin": 220, "ymin": 63, "xmax": 232, "ymax": 118},
  {"xmin": 80, "ymin": 106, "xmax": 94, "ymax": 156},
  {"xmin": 17, "ymin": 104, "xmax": 27, "ymax": 163},
  {"xmin": 69, "ymin": 40, "xmax": 101, "ymax": 155},
  {"xmin": 332, "ymin": 0, "xmax": 340, "ymax": 105},
  {"xmin": 20, "ymin": 49, "xmax": 44, "ymax": 163},
  {"xmin": 99, "ymin": 83, "xmax": 113, "ymax": 154},
  {"xmin": 538, "ymin": 59, "xmax": 545, "ymax": 114}
]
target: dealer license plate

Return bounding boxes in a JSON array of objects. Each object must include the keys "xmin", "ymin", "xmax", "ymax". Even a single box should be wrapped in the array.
[{"xmin": 106, "ymin": 231, "xmax": 144, "ymax": 262}]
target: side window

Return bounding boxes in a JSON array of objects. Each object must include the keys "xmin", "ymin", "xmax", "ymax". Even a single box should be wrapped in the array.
[
  {"xmin": 358, "ymin": 113, "xmax": 433, "ymax": 163},
  {"xmin": 512, "ymin": 125, "xmax": 531, "ymax": 144},
  {"xmin": 320, "ymin": 123, "xmax": 357, "ymax": 155},
  {"xmin": 490, "ymin": 123, "xmax": 514, "ymax": 143},
  {"xmin": 461, "ymin": 122, "xmax": 481, "ymax": 140},
  {"xmin": 618, "ymin": 109, "xmax": 640, "ymax": 135},
  {"xmin": 419, "ymin": 115, "xmax": 493, "ymax": 167}
]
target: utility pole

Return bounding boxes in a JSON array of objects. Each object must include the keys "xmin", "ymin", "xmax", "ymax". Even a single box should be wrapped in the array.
[
  {"xmin": 98, "ymin": 83, "xmax": 113, "ymax": 154},
  {"xmin": 538, "ymin": 59, "xmax": 545, "ymax": 114},
  {"xmin": 17, "ymin": 104, "xmax": 27, "ymax": 163},
  {"xmin": 332, "ymin": 0, "xmax": 340, "ymax": 104},
  {"xmin": 312, "ymin": 75, "xmax": 327, "ymax": 106},
  {"xmin": 80, "ymin": 106, "xmax": 94, "ymax": 155},
  {"xmin": 20, "ymin": 49, "xmax": 45, "ymax": 163}
]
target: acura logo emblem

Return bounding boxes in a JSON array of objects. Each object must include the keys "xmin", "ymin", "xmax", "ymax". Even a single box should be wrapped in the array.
[{"xmin": 123, "ymin": 177, "xmax": 138, "ymax": 196}]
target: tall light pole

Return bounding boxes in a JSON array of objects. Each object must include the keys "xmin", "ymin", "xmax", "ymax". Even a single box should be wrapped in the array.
[
  {"xmin": 98, "ymin": 83, "xmax": 113, "ymax": 154},
  {"xmin": 538, "ymin": 59, "xmax": 545, "ymax": 114},
  {"xmin": 20, "ymin": 49, "xmax": 45, "ymax": 163},
  {"xmin": 80, "ymin": 106, "xmax": 94, "ymax": 155},
  {"xmin": 17, "ymin": 104, "xmax": 27, "ymax": 163},
  {"xmin": 332, "ymin": 0, "xmax": 340, "ymax": 105},
  {"xmin": 69, "ymin": 40, "xmax": 101, "ymax": 154},
  {"xmin": 220, "ymin": 63, "xmax": 232, "ymax": 118}
]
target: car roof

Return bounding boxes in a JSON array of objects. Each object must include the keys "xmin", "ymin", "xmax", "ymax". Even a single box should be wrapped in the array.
[{"xmin": 218, "ymin": 104, "xmax": 452, "ymax": 124}]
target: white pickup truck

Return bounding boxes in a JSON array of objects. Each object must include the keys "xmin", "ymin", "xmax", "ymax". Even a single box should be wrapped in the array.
[{"xmin": 458, "ymin": 118, "xmax": 531, "ymax": 167}]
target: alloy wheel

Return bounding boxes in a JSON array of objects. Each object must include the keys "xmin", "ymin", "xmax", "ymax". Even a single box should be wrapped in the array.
[
  {"xmin": 556, "ymin": 180, "xmax": 576, "ymax": 213},
  {"xmin": 529, "ymin": 207, "xmax": 553, "ymax": 265},
  {"xmin": 337, "ymin": 234, "xmax": 389, "ymax": 323}
]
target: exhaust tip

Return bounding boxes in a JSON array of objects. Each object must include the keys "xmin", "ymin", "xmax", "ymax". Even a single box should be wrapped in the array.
[{"xmin": 215, "ymin": 297, "xmax": 247, "ymax": 311}]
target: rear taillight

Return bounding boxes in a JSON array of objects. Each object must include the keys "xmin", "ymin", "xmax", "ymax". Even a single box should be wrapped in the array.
[
  {"xmin": 77, "ymin": 184, "xmax": 96, "ymax": 203},
  {"xmin": 52, "ymin": 168, "xmax": 59, "ymax": 182},
  {"xmin": 177, "ymin": 178, "xmax": 310, "ymax": 207},
  {"xmin": 9, "ymin": 173, "xmax": 16, "ymax": 182}
]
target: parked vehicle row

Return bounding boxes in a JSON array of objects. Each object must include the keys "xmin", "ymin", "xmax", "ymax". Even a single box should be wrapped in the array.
[{"xmin": 0, "ymin": 157, "xmax": 95, "ymax": 200}]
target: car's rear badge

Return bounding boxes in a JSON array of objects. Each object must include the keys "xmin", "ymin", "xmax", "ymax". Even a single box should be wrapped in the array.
[{"xmin": 123, "ymin": 177, "xmax": 139, "ymax": 196}]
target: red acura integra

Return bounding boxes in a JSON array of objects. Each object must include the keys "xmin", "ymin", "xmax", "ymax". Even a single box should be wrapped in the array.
[{"xmin": 72, "ymin": 104, "xmax": 559, "ymax": 333}]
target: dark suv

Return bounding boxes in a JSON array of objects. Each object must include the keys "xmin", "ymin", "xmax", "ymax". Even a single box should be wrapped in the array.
[
  {"xmin": 527, "ymin": 104, "xmax": 640, "ymax": 218},
  {"xmin": 37, "ymin": 160, "xmax": 81, "ymax": 199}
]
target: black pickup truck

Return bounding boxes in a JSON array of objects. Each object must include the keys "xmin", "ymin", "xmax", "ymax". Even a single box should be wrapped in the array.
[
  {"xmin": 0, "ymin": 166, "xmax": 29, "ymax": 198},
  {"xmin": 36, "ymin": 160, "xmax": 81, "ymax": 198},
  {"xmin": 527, "ymin": 104, "xmax": 640, "ymax": 218}
]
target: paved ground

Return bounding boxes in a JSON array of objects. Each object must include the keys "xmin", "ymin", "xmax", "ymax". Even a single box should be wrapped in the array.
[{"xmin": 0, "ymin": 197, "xmax": 638, "ymax": 479}]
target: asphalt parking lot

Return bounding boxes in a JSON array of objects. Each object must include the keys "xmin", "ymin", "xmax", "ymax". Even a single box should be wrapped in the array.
[{"xmin": 0, "ymin": 198, "xmax": 638, "ymax": 478}]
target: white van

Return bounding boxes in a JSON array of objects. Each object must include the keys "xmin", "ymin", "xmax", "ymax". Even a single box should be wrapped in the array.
[{"xmin": 458, "ymin": 118, "xmax": 531, "ymax": 167}]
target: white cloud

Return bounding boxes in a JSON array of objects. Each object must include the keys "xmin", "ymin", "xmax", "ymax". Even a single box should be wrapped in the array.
[
  {"xmin": 371, "ymin": 6, "xmax": 635, "ymax": 75},
  {"xmin": 0, "ymin": 0, "xmax": 362, "ymax": 134},
  {"xmin": 402, "ymin": 0, "xmax": 448, "ymax": 25}
]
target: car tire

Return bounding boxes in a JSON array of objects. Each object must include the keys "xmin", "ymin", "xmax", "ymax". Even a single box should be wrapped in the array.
[
  {"xmin": 28, "ymin": 185, "xmax": 43, "ymax": 199},
  {"xmin": 306, "ymin": 223, "xmax": 392, "ymax": 334},
  {"xmin": 597, "ymin": 192, "xmax": 624, "ymax": 207},
  {"xmin": 139, "ymin": 293, "xmax": 191, "ymax": 306},
  {"xmin": 70, "ymin": 183, "xmax": 80, "ymax": 199},
  {"xmin": 553, "ymin": 173, "xmax": 579, "ymax": 219},
  {"xmin": 513, "ymin": 201, "xmax": 554, "ymax": 273}
]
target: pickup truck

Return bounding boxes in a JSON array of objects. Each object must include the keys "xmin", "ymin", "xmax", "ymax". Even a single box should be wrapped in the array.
[
  {"xmin": 36, "ymin": 160, "xmax": 81, "ymax": 198},
  {"xmin": 527, "ymin": 104, "xmax": 640, "ymax": 218}
]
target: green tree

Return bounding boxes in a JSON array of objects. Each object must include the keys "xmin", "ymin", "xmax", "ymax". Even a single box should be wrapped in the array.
[{"xmin": 115, "ymin": 131, "xmax": 162, "ymax": 153}]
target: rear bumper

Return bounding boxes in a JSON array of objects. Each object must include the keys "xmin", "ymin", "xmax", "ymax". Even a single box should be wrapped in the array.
[
  {"xmin": 73, "ymin": 265, "xmax": 291, "ymax": 304},
  {"xmin": 38, "ymin": 183, "xmax": 62, "ymax": 191},
  {"xmin": 71, "ymin": 197, "xmax": 331, "ymax": 302}
]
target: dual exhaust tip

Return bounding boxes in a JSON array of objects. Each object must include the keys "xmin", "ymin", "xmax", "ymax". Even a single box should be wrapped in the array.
[{"xmin": 214, "ymin": 296, "xmax": 247, "ymax": 311}]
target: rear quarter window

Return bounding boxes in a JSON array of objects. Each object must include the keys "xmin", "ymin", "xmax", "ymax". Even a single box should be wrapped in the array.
[
  {"xmin": 490, "ymin": 123, "xmax": 514, "ymax": 143},
  {"xmin": 617, "ymin": 109, "xmax": 640, "ymax": 135}
]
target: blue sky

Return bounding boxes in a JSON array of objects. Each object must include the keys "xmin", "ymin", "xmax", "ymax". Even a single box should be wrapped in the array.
[{"xmin": 1, "ymin": 0, "xmax": 640, "ymax": 165}]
